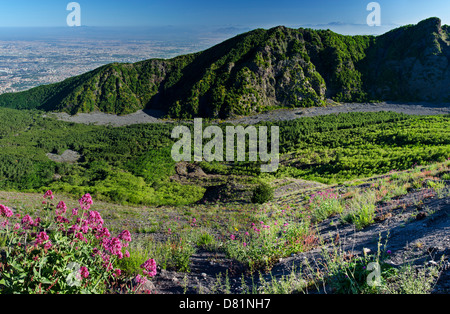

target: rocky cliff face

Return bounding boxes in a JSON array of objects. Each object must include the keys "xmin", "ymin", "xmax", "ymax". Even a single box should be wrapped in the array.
[
  {"xmin": 363, "ymin": 17, "xmax": 450, "ymax": 102},
  {"xmin": 0, "ymin": 18, "xmax": 448, "ymax": 118}
]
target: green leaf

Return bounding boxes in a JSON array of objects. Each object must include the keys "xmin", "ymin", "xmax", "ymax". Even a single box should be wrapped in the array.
[
  {"xmin": 9, "ymin": 260, "xmax": 24, "ymax": 273},
  {"xmin": 40, "ymin": 277, "xmax": 53, "ymax": 285},
  {"xmin": 33, "ymin": 267, "xmax": 40, "ymax": 279},
  {"xmin": 39, "ymin": 256, "xmax": 48, "ymax": 267}
]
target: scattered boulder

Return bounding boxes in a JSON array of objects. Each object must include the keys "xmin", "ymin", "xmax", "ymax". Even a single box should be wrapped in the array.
[{"xmin": 173, "ymin": 162, "xmax": 206, "ymax": 180}]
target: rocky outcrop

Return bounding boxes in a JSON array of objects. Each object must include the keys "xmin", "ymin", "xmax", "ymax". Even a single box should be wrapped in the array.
[{"xmin": 363, "ymin": 17, "xmax": 450, "ymax": 102}]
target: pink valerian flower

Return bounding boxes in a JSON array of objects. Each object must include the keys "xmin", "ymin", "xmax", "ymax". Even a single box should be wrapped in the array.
[
  {"xmin": 55, "ymin": 201, "xmax": 67, "ymax": 215},
  {"xmin": 118, "ymin": 230, "xmax": 131, "ymax": 246},
  {"xmin": 135, "ymin": 274, "xmax": 147, "ymax": 285},
  {"xmin": 92, "ymin": 247, "xmax": 100, "ymax": 257},
  {"xmin": 44, "ymin": 241, "xmax": 52, "ymax": 250},
  {"xmin": 124, "ymin": 250, "xmax": 130, "ymax": 258},
  {"xmin": 33, "ymin": 217, "xmax": 41, "ymax": 227},
  {"xmin": 43, "ymin": 190, "xmax": 54, "ymax": 200},
  {"xmin": 0, "ymin": 204, "xmax": 13, "ymax": 218},
  {"xmin": 80, "ymin": 266, "xmax": 89, "ymax": 279},
  {"xmin": 140, "ymin": 259, "xmax": 157, "ymax": 278},
  {"xmin": 102, "ymin": 237, "xmax": 122, "ymax": 256},
  {"xmin": 75, "ymin": 232, "xmax": 87, "ymax": 243},
  {"xmin": 230, "ymin": 234, "xmax": 236, "ymax": 240},
  {"xmin": 79, "ymin": 193, "xmax": 93, "ymax": 210},
  {"xmin": 95, "ymin": 227, "xmax": 111, "ymax": 240},
  {"xmin": 72, "ymin": 208, "xmax": 79, "ymax": 216},
  {"xmin": 35, "ymin": 231, "xmax": 49, "ymax": 245},
  {"xmin": 13, "ymin": 223, "xmax": 20, "ymax": 230},
  {"xmin": 21, "ymin": 214, "xmax": 34, "ymax": 229},
  {"xmin": 87, "ymin": 210, "xmax": 104, "ymax": 228},
  {"xmin": 55, "ymin": 214, "xmax": 70, "ymax": 224},
  {"xmin": 69, "ymin": 224, "xmax": 81, "ymax": 234},
  {"xmin": 113, "ymin": 269, "xmax": 121, "ymax": 277},
  {"xmin": 80, "ymin": 220, "xmax": 90, "ymax": 234}
]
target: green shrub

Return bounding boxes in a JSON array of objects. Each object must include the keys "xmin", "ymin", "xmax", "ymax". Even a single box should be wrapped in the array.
[
  {"xmin": 224, "ymin": 220, "xmax": 316, "ymax": 273},
  {"xmin": 251, "ymin": 182, "xmax": 274, "ymax": 204},
  {"xmin": 142, "ymin": 235, "xmax": 196, "ymax": 273},
  {"xmin": 196, "ymin": 232, "xmax": 217, "ymax": 251},
  {"xmin": 309, "ymin": 190, "xmax": 342, "ymax": 222},
  {"xmin": 342, "ymin": 190, "xmax": 377, "ymax": 230}
]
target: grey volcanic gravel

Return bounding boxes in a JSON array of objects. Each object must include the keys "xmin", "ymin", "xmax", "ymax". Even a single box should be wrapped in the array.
[
  {"xmin": 228, "ymin": 102, "xmax": 450, "ymax": 125},
  {"xmin": 49, "ymin": 109, "xmax": 167, "ymax": 127},
  {"xmin": 48, "ymin": 102, "xmax": 450, "ymax": 127}
]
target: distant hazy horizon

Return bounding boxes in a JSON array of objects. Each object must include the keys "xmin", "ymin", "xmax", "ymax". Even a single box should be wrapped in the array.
[{"xmin": 0, "ymin": 0, "xmax": 448, "ymax": 36}]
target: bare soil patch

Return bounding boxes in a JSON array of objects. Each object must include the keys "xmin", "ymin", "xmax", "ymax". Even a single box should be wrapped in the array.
[{"xmin": 46, "ymin": 149, "xmax": 81, "ymax": 163}]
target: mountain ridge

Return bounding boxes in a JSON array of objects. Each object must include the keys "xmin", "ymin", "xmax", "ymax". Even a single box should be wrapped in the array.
[{"xmin": 0, "ymin": 17, "xmax": 448, "ymax": 119}]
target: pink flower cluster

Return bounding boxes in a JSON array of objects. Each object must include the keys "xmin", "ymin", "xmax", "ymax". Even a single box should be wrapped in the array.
[
  {"xmin": 80, "ymin": 266, "xmax": 89, "ymax": 279},
  {"xmin": 140, "ymin": 259, "xmax": 157, "ymax": 278},
  {"xmin": 0, "ymin": 204, "xmax": 13, "ymax": 218},
  {"xmin": 309, "ymin": 190, "xmax": 339, "ymax": 203},
  {"xmin": 134, "ymin": 258, "xmax": 158, "ymax": 288},
  {"xmin": 21, "ymin": 214, "xmax": 40, "ymax": 229},
  {"xmin": 56, "ymin": 201, "xmax": 67, "ymax": 215},
  {"xmin": 118, "ymin": 230, "xmax": 131, "ymax": 245},
  {"xmin": 79, "ymin": 193, "xmax": 93, "ymax": 210},
  {"xmin": 1, "ymin": 190, "xmax": 160, "ymax": 291},
  {"xmin": 99, "ymin": 230, "xmax": 132, "ymax": 260},
  {"xmin": 43, "ymin": 190, "xmax": 54, "ymax": 200},
  {"xmin": 35, "ymin": 231, "xmax": 52, "ymax": 249}
]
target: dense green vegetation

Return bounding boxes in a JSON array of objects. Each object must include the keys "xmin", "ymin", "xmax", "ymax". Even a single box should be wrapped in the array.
[
  {"xmin": 199, "ymin": 111, "xmax": 450, "ymax": 185},
  {"xmin": 0, "ymin": 108, "xmax": 203, "ymax": 205},
  {"xmin": 272, "ymin": 112, "xmax": 450, "ymax": 183},
  {"xmin": 0, "ymin": 107, "xmax": 448, "ymax": 206},
  {"xmin": 0, "ymin": 18, "xmax": 448, "ymax": 119}
]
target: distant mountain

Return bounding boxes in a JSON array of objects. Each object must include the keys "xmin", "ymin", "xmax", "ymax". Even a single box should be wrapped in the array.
[{"xmin": 0, "ymin": 17, "xmax": 448, "ymax": 119}]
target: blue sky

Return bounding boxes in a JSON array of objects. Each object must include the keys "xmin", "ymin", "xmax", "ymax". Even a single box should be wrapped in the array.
[{"xmin": 0, "ymin": 0, "xmax": 449, "ymax": 34}]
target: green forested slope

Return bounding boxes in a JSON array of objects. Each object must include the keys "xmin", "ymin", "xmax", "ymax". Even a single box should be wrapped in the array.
[
  {"xmin": 0, "ymin": 18, "xmax": 448, "ymax": 118},
  {"xmin": 0, "ymin": 107, "xmax": 448, "ymax": 205}
]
